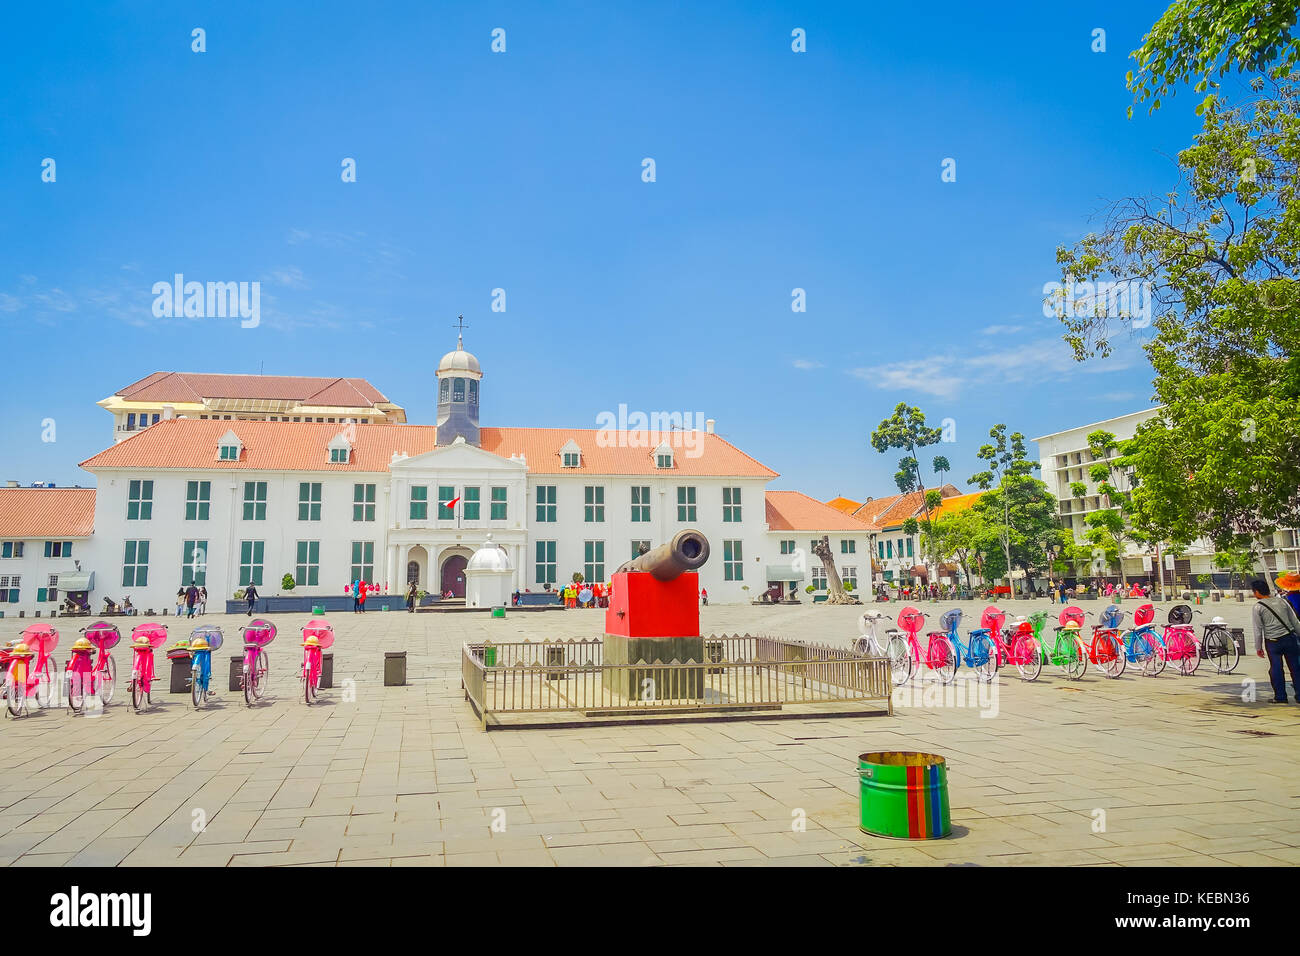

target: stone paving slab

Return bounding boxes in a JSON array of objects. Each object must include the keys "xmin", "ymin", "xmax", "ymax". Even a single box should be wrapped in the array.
[{"xmin": 0, "ymin": 601, "xmax": 1295, "ymax": 866}]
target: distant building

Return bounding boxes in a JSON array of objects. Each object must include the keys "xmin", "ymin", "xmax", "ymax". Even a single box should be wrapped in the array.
[
  {"xmin": 0, "ymin": 487, "xmax": 96, "ymax": 615},
  {"xmin": 98, "ymin": 372, "xmax": 406, "ymax": 442},
  {"xmin": 1033, "ymin": 408, "xmax": 1300, "ymax": 586}
]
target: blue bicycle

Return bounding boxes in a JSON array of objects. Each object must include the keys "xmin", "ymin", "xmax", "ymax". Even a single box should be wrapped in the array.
[
  {"xmin": 1113, "ymin": 604, "xmax": 1164, "ymax": 677},
  {"xmin": 934, "ymin": 608, "xmax": 998, "ymax": 681},
  {"xmin": 187, "ymin": 624, "xmax": 223, "ymax": 708}
]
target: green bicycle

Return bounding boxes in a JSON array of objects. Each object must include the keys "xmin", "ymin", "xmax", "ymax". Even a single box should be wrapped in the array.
[{"xmin": 1039, "ymin": 608, "xmax": 1088, "ymax": 680}]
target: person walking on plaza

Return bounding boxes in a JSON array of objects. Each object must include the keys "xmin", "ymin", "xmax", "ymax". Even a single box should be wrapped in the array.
[
  {"xmin": 700, "ymin": 587, "xmax": 708, "ymax": 606},
  {"xmin": 245, "ymin": 583, "xmax": 259, "ymax": 615},
  {"xmin": 1251, "ymin": 579, "xmax": 1300, "ymax": 704},
  {"xmin": 1277, "ymin": 571, "xmax": 1300, "ymax": 617},
  {"xmin": 175, "ymin": 587, "xmax": 185, "ymax": 617},
  {"xmin": 185, "ymin": 583, "xmax": 198, "ymax": 618},
  {"xmin": 407, "ymin": 580, "xmax": 418, "ymax": 613},
  {"xmin": 198, "ymin": 585, "xmax": 207, "ymax": 615},
  {"xmin": 351, "ymin": 579, "xmax": 361, "ymax": 614},
  {"xmin": 358, "ymin": 580, "xmax": 369, "ymax": 613}
]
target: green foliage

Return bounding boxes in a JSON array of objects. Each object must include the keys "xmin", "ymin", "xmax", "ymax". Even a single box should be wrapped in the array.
[
  {"xmin": 280, "ymin": 573, "xmax": 296, "ymax": 592},
  {"xmin": 966, "ymin": 424, "xmax": 1040, "ymax": 585},
  {"xmin": 1127, "ymin": 0, "xmax": 1300, "ymax": 115},
  {"xmin": 873, "ymin": 404, "xmax": 943, "ymax": 503},
  {"xmin": 932, "ymin": 455, "xmax": 951, "ymax": 483},
  {"xmin": 970, "ymin": 478, "xmax": 1065, "ymax": 583},
  {"xmin": 572, "ymin": 572, "xmax": 585, "ymax": 584},
  {"xmin": 924, "ymin": 507, "xmax": 991, "ymax": 587},
  {"xmin": 902, "ymin": 517, "xmax": 919, "ymax": 536},
  {"xmin": 1069, "ymin": 481, "xmax": 1089, "ymax": 498},
  {"xmin": 1057, "ymin": 78, "xmax": 1300, "ymax": 550}
]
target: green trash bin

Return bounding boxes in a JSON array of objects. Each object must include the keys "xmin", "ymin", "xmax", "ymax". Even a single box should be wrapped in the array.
[
  {"xmin": 312, "ymin": 605, "xmax": 324, "ymax": 615},
  {"xmin": 491, "ymin": 607, "xmax": 505, "ymax": 619},
  {"xmin": 858, "ymin": 751, "xmax": 950, "ymax": 840},
  {"xmin": 483, "ymin": 642, "xmax": 497, "ymax": 667}
]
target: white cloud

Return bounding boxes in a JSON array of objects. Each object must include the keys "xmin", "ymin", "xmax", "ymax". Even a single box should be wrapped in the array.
[
  {"xmin": 792, "ymin": 358, "xmax": 823, "ymax": 370},
  {"xmin": 266, "ymin": 266, "xmax": 308, "ymax": 289},
  {"xmin": 980, "ymin": 324, "xmax": 1023, "ymax": 335}
]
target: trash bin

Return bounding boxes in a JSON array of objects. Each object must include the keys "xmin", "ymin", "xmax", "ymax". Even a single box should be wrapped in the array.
[
  {"xmin": 312, "ymin": 605, "xmax": 324, "ymax": 615},
  {"xmin": 858, "ymin": 751, "xmax": 950, "ymax": 840},
  {"xmin": 384, "ymin": 651, "xmax": 406, "ymax": 686},
  {"xmin": 229, "ymin": 655, "xmax": 242, "ymax": 692},
  {"xmin": 1230, "ymin": 628, "xmax": 1246, "ymax": 656},
  {"xmin": 321, "ymin": 652, "xmax": 333, "ymax": 689},
  {"xmin": 169, "ymin": 655, "xmax": 192, "ymax": 694},
  {"xmin": 483, "ymin": 642, "xmax": 497, "ymax": 667},
  {"xmin": 380, "ymin": 605, "xmax": 389, "ymax": 612},
  {"xmin": 491, "ymin": 607, "xmax": 505, "ymax": 619}
]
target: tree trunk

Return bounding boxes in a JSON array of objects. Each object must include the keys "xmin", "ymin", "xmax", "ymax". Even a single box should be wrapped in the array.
[{"xmin": 812, "ymin": 535, "xmax": 858, "ymax": 605}]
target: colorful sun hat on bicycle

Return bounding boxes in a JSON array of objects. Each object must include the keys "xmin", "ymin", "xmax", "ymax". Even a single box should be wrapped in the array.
[
  {"xmin": 8, "ymin": 642, "xmax": 33, "ymax": 658},
  {"xmin": 301, "ymin": 635, "xmax": 321, "ymax": 647},
  {"xmin": 132, "ymin": 635, "xmax": 153, "ymax": 648},
  {"xmin": 1275, "ymin": 571, "xmax": 1300, "ymax": 592},
  {"xmin": 70, "ymin": 637, "xmax": 94, "ymax": 652},
  {"xmin": 1211, "ymin": 615, "xmax": 1228, "ymax": 624},
  {"xmin": 189, "ymin": 635, "xmax": 210, "ymax": 651}
]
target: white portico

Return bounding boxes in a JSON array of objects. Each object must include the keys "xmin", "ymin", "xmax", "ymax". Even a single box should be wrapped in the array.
[{"xmin": 386, "ymin": 439, "xmax": 529, "ymax": 596}]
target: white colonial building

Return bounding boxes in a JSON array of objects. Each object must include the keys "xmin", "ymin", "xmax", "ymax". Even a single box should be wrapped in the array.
[{"xmin": 33, "ymin": 337, "xmax": 876, "ymax": 615}]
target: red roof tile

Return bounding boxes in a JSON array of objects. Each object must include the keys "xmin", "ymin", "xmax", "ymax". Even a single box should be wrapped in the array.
[
  {"xmin": 79, "ymin": 420, "xmax": 779, "ymax": 478},
  {"xmin": 0, "ymin": 488, "xmax": 95, "ymax": 538},
  {"xmin": 766, "ymin": 491, "xmax": 876, "ymax": 532},
  {"xmin": 825, "ymin": 496, "xmax": 862, "ymax": 514},
  {"xmin": 115, "ymin": 372, "xmax": 390, "ymax": 407}
]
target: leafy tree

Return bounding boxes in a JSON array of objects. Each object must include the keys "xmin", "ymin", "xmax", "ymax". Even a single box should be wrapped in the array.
[
  {"xmin": 281, "ymin": 573, "xmax": 296, "ymax": 591},
  {"xmin": 872, "ymin": 404, "xmax": 944, "ymax": 572},
  {"xmin": 932, "ymin": 455, "xmax": 951, "ymax": 486},
  {"xmin": 968, "ymin": 425, "xmax": 1038, "ymax": 589},
  {"xmin": 1128, "ymin": 0, "xmax": 1300, "ymax": 115},
  {"xmin": 1079, "ymin": 430, "xmax": 1142, "ymax": 587},
  {"xmin": 970, "ymin": 478, "xmax": 1065, "ymax": 591},
  {"xmin": 925, "ymin": 507, "xmax": 990, "ymax": 588},
  {"xmin": 1056, "ymin": 77, "xmax": 1300, "ymax": 553}
]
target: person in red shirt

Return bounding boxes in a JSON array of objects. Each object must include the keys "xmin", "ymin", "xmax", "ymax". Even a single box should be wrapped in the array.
[{"xmin": 358, "ymin": 580, "xmax": 369, "ymax": 613}]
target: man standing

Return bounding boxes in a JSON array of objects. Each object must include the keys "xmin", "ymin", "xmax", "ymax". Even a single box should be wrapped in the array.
[
  {"xmin": 1251, "ymin": 579, "xmax": 1300, "ymax": 704},
  {"xmin": 185, "ymin": 583, "xmax": 199, "ymax": 618},
  {"xmin": 407, "ymin": 580, "xmax": 418, "ymax": 613},
  {"xmin": 245, "ymin": 583, "xmax": 259, "ymax": 616}
]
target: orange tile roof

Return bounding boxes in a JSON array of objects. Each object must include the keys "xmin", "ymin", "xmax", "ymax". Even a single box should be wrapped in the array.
[
  {"xmin": 115, "ymin": 372, "xmax": 391, "ymax": 407},
  {"xmin": 926, "ymin": 491, "xmax": 983, "ymax": 520},
  {"xmin": 0, "ymin": 488, "xmax": 95, "ymax": 538},
  {"xmin": 765, "ymin": 491, "xmax": 877, "ymax": 532},
  {"xmin": 825, "ymin": 496, "xmax": 862, "ymax": 514},
  {"xmin": 79, "ymin": 419, "xmax": 779, "ymax": 478},
  {"xmin": 850, "ymin": 484, "xmax": 964, "ymax": 529}
]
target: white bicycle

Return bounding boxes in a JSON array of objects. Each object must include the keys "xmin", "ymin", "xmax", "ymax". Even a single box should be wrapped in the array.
[{"xmin": 854, "ymin": 611, "xmax": 910, "ymax": 685}]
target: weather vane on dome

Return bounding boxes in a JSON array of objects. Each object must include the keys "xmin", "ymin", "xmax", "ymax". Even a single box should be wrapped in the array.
[{"xmin": 453, "ymin": 314, "xmax": 469, "ymax": 348}]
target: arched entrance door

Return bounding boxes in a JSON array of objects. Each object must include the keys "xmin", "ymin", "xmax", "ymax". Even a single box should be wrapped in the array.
[
  {"xmin": 440, "ymin": 555, "xmax": 468, "ymax": 597},
  {"xmin": 407, "ymin": 561, "xmax": 420, "ymax": 585}
]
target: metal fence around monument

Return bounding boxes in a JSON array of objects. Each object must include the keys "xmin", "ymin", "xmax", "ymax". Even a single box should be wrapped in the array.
[{"xmin": 460, "ymin": 633, "xmax": 892, "ymax": 727}]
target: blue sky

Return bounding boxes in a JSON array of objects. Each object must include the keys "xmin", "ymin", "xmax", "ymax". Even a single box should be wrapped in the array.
[{"xmin": 0, "ymin": 1, "xmax": 1203, "ymax": 497}]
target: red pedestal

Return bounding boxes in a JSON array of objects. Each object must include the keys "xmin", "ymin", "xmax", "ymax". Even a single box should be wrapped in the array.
[{"xmin": 605, "ymin": 571, "xmax": 700, "ymax": 638}]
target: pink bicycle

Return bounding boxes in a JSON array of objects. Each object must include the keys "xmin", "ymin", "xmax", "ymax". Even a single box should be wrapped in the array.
[
  {"xmin": 3, "ymin": 625, "xmax": 60, "ymax": 717},
  {"xmin": 239, "ymin": 619, "xmax": 277, "ymax": 706},
  {"xmin": 300, "ymin": 619, "xmax": 334, "ymax": 704},
  {"xmin": 67, "ymin": 621, "xmax": 121, "ymax": 713},
  {"xmin": 128, "ymin": 622, "xmax": 168, "ymax": 713},
  {"xmin": 890, "ymin": 605, "xmax": 956, "ymax": 685}
]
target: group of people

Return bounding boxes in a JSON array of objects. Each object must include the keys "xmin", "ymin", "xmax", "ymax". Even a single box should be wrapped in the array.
[
  {"xmin": 175, "ymin": 584, "xmax": 207, "ymax": 617},
  {"xmin": 347, "ymin": 580, "xmax": 372, "ymax": 613}
]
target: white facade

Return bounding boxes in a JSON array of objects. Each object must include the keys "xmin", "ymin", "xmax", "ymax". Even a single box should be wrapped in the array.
[{"xmin": 0, "ymin": 536, "xmax": 91, "ymax": 618}]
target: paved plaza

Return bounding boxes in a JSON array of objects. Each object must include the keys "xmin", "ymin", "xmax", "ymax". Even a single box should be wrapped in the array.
[{"xmin": 0, "ymin": 599, "xmax": 1296, "ymax": 867}]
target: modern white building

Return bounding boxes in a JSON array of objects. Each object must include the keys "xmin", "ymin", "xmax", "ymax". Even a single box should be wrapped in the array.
[
  {"xmin": 18, "ymin": 336, "xmax": 877, "ymax": 616},
  {"xmin": 1033, "ymin": 407, "xmax": 1300, "ymax": 585}
]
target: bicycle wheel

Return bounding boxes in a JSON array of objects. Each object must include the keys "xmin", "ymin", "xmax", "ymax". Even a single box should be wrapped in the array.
[
  {"xmin": 100, "ymin": 656, "xmax": 116, "ymax": 706},
  {"xmin": 1012, "ymin": 636, "xmax": 1042, "ymax": 681},
  {"xmin": 929, "ymin": 636, "xmax": 957, "ymax": 685},
  {"xmin": 1177, "ymin": 635, "xmax": 1202, "ymax": 676},
  {"xmin": 191, "ymin": 667, "xmax": 203, "ymax": 709},
  {"xmin": 67, "ymin": 671, "xmax": 84, "ymax": 714},
  {"xmin": 131, "ymin": 677, "xmax": 144, "ymax": 712},
  {"xmin": 7, "ymin": 678, "xmax": 26, "ymax": 717},
  {"xmin": 243, "ymin": 662, "xmax": 255, "ymax": 706},
  {"xmin": 1095, "ymin": 634, "xmax": 1125, "ymax": 678},
  {"xmin": 1134, "ymin": 634, "xmax": 1165, "ymax": 677},
  {"xmin": 1204, "ymin": 629, "xmax": 1239, "ymax": 675},
  {"xmin": 886, "ymin": 636, "xmax": 912, "ymax": 685},
  {"xmin": 1061, "ymin": 638, "xmax": 1087, "ymax": 681},
  {"xmin": 304, "ymin": 671, "xmax": 315, "ymax": 705},
  {"xmin": 34, "ymin": 660, "xmax": 54, "ymax": 708},
  {"xmin": 253, "ymin": 649, "xmax": 269, "ymax": 699},
  {"xmin": 969, "ymin": 634, "xmax": 998, "ymax": 683}
]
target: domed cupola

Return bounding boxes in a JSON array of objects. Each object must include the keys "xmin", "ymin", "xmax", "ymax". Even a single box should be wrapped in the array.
[{"xmin": 436, "ymin": 322, "xmax": 482, "ymax": 446}]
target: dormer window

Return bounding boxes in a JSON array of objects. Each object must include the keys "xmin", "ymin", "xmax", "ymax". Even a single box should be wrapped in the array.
[
  {"xmin": 654, "ymin": 441, "xmax": 673, "ymax": 469},
  {"xmin": 563, "ymin": 452, "xmax": 580, "ymax": 467},
  {"xmin": 327, "ymin": 433, "xmax": 352, "ymax": 464},
  {"xmin": 560, "ymin": 438, "xmax": 582, "ymax": 468},
  {"xmin": 216, "ymin": 429, "xmax": 242, "ymax": 461}
]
